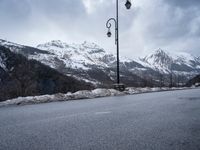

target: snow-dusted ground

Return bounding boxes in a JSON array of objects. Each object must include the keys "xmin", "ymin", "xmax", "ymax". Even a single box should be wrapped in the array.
[{"xmin": 0, "ymin": 87, "xmax": 196, "ymax": 107}]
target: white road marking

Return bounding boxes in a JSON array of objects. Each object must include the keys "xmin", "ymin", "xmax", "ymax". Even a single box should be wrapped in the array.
[{"xmin": 95, "ymin": 111, "xmax": 111, "ymax": 115}]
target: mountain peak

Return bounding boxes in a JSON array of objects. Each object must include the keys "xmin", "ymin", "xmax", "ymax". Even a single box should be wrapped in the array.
[
  {"xmin": 140, "ymin": 49, "xmax": 173, "ymax": 73},
  {"xmin": 143, "ymin": 49, "xmax": 171, "ymax": 62},
  {"xmin": 81, "ymin": 41, "xmax": 102, "ymax": 49},
  {"xmin": 37, "ymin": 40, "xmax": 69, "ymax": 49},
  {"xmin": 155, "ymin": 48, "xmax": 165, "ymax": 53}
]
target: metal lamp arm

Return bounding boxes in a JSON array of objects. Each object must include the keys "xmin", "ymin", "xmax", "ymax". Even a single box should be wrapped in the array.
[{"xmin": 106, "ymin": 18, "xmax": 117, "ymax": 44}]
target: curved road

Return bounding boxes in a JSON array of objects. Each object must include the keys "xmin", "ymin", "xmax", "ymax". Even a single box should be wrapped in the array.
[{"xmin": 0, "ymin": 89, "xmax": 200, "ymax": 150}]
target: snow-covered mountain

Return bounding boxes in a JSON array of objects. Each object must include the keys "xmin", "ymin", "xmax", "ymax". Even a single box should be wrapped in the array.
[
  {"xmin": 35, "ymin": 40, "xmax": 116, "ymax": 70},
  {"xmin": 33, "ymin": 40, "xmax": 146, "ymax": 86},
  {"xmin": 0, "ymin": 39, "xmax": 200, "ymax": 87},
  {"xmin": 139, "ymin": 48, "xmax": 200, "ymax": 75}
]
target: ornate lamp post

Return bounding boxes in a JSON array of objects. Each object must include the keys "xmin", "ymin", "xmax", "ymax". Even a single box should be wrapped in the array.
[{"xmin": 106, "ymin": 0, "xmax": 132, "ymax": 91}]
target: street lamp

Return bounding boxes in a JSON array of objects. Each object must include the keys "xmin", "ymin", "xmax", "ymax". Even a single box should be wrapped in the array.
[
  {"xmin": 107, "ymin": 28, "xmax": 112, "ymax": 38},
  {"xmin": 106, "ymin": 0, "xmax": 132, "ymax": 91},
  {"xmin": 125, "ymin": 0, "xmax": 132, "ymax": 9}
]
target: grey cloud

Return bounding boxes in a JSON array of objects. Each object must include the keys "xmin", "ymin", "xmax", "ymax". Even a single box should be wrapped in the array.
[
  {"xmin": 31, "ymin": 0, "xmax": 86, "ymax": 19},
  {"xmin": 136, "ymin": 0, "xmax": 200, "ymax": 55},
  {"xmin": 0, "ymin": 0, "xmax": 199, "ymax": 58},
  {"xmin": 0, "ymin": 0, "xmax": 86, "ymax": 24},
  {"xmin": 0, "ymin": 0, "xmax": 31, "ymax": 23},
  {"xmin": 147, "ymin": 8, "xmax": 198, "ymax": 40},
  {"xmin": 164, "ymin": 0, "xmax": 200, "ymax": 8},
  {"xmin": 160, "ymin": 0, "xmax": 200, "ymax": 40}
]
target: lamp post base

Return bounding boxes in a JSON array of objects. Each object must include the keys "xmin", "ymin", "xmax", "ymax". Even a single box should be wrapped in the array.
[{"xmin": 113, "ymin": 83, "xmax": 125, "ymax": 92}]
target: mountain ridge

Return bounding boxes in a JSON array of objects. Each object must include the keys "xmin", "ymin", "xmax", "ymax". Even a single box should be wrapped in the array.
[{"xmin": 1, "ymin": 39, "xmax": 199, "ymax": 87}]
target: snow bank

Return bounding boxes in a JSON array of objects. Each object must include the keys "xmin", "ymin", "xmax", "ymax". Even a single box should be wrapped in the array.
[
  {"xmin": 0, "ymin": 89, "xmax": 124, "ymax": 106},
  {"xmin": 0, "ymin": 87, "xmax": 195, "ymax": 107},
  {"xmin": 125, "ymin": 87, "xmax": 163, "ymax": 94}
]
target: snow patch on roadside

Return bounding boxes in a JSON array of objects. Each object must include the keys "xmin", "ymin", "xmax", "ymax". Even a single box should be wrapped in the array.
[{"xmin": 0, "ymin": 87, "xmax": 195, "ymax": 107}]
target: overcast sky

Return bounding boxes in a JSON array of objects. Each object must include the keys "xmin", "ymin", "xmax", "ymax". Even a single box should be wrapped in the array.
[{"xmin": 0, "ymin": 0, "xmax": 200, "ymax": 58}]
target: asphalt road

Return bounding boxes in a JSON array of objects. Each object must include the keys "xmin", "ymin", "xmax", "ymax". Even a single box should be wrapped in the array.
[{"xmin": 0, "ymin": 89, "xmax": 200, "ymax": 150}]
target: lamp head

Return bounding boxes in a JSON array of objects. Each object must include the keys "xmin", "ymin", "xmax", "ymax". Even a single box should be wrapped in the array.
[
  {"xmin": 125, "ymin": 0, "xmax": 132, "ymax": 9},
  {"xmin": 107, "ymin": 31, "xmax": 112, "ymax": 37}
]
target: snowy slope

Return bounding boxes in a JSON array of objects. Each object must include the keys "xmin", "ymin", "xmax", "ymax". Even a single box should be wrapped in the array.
[
  {"xmin": 35, "ymin": 40, "xmax": 110, "ymax": 69},
  {"xmin": 35, "ymin": 40, "xmax": 133, "ymax": 70}
]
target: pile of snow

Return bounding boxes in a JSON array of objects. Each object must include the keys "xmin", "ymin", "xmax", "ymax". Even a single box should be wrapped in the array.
[
  {"xmin": 0, "ymin": 89, "xmax": 124, "ymax": 107},
  {"xmin": 124, "ymin": 87, "xmax": 171, "ymax": 94},
  {"xmin": 0, "ymin": 87, "xmax": 195, "ymax": 107}
]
